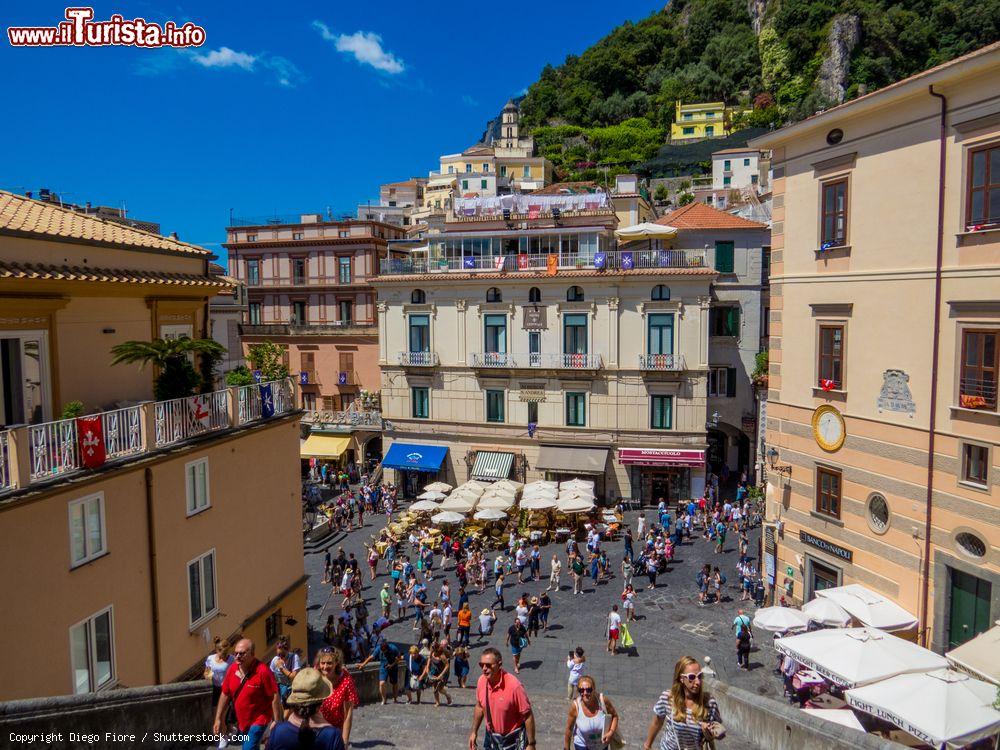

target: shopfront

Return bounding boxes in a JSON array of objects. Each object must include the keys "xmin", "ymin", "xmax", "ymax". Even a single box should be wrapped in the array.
[
  {"xmin": 618, "ymin": 448, "xmax": 705, "ymax": 506},
  {"xmin": 800, "ymin": 530, "xmax": 851, "ymax": 602},
  {"xmin": 382, "ymin": 442, "xmax": 449, "ymax": 498},
  {"xmin": 534, "ymin": 445, "xmax": 609, "ymax": 500}
]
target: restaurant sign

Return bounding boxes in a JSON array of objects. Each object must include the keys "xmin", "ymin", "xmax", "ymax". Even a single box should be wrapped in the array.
[
  {"xmin": 845, "ymin": 695, "xmax": 936, "ymax": 746},
  {"xmin": 799, "ymin": 530, "xmax": 853, "ymax": 563},
  {"xmin": 618, "ymin": 448, "xmax": 705, "ymax": 467}
]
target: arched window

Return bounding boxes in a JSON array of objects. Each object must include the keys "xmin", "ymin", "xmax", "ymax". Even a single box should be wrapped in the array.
[
  {"xmin": 486, "ymin": 287, "xmax": 503, "ymax": 303},
  {"xmin": 566, "ymin": 286, "xmax": 584, "ymax": 302},
  {"xmin": 651, "ymin": 285, "xmax": 670, "ymax": 301},
  {"xmin": 528, "ymin": 287, "xmax": 541, "ymax": 303},
  {"xmin": 411, "ymin": 289, "xmax": 426, "ymax": 304}
]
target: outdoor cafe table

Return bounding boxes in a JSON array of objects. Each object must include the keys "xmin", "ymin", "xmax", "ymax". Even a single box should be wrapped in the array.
[{"xmin": 793, "ymin": 669, "xmax": 827, "ymax": 691}]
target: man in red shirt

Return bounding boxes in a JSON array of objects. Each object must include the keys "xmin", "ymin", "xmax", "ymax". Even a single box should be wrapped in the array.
[
  {"xmin": 469, "ymin": 647, "xmax": 535, "ymax": 750},
  {"xmin": 213, "ymin": 638, "xmax": 282, "ymax": 750}
]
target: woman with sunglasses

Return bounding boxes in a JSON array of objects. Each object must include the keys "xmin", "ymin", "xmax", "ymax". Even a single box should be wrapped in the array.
[
  {"xmin": 563, "ymin": 676, "xmax": 619, "ymax": 750},
  {"xmin": 643, "ymin": 656, "xmax": 722, "ymax": 750},
  {"xmin": 314, "ymin": 646, "xmax": 358, "ymax": 748}
]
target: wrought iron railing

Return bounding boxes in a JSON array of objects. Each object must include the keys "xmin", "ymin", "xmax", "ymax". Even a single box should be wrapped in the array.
[
  {"xmin": 303, "ymin": 410, "xmax": 383, "ymax": 429},
  {"xmin": 380, "ymin": 248, "xmax": 706, "ymax": 276},
  {"xmin": 398, "ymin": 351, "xmax": 439, "ymax": 366},
  {"xmin": 29, "ymin": 417, "xmax": 78, "ymax": 482},
  {"xmin": 236, "ymin": 379, "xmax": 295, "ymax": 426},
  {"xmin": 0, "ymin": 430, "xmax": 10, "ymax": 491},
  {"xmin": 101, "ymin": 405, "xmax": 145, "ymax": 460},
  {"xmin": 959, "ymin": 377, "xmax": 998, "ymax": 410},
  {"xmin": 155, "ymin": 389, "xmax": 230, "ymax": 448},
  {"xmin": 468, "ymin": 352, "xmax": 603, "ymax": 369},
  {"xmin": 639, "ymin": 353, "xmax": 686, "ymax": 371}
]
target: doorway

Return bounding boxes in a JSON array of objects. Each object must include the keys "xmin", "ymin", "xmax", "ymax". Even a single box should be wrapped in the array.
[
  {"xmin": 948, "ymin": 568, "xmax": 992, "ymax": 649},
  {"xmin": 1, "ymin": 332, "xmax": 50, "ymax": 426},
  {"xmin": 805, "ymin": 557, "xmax": 841, "ymax": 601}
]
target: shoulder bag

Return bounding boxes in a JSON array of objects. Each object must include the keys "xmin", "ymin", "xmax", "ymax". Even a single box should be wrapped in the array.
[
  {"xmin": 483, "ymin": 685, "xmax": 526, "ymax": 750},
  {"xmin": 599, "ymin": 693, "xmax": 626, "ymax": 749},
  {"xmin": 224, "ymin": 665, "xmax": 255, "ymax": 730}
]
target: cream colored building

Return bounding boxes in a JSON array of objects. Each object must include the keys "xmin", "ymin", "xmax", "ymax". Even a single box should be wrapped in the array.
[
  {"xmin": 752, "ymin": 42, "xmax": 1000, "ymax": 652},
  {"xmin": 0, "ymin": 191, "xmax": 305, "ymax": 700},
  {"xmin": 373, "ymin": 199, "xmax": 717, "ymax": 503}
]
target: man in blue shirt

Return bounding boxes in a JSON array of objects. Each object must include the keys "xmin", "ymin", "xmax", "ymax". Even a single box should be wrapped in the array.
[{"xmin": 360, "ymin": 628, "xmax": 401, "ymax": 704}]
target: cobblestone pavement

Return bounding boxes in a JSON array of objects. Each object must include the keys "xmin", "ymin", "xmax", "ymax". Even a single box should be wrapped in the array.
[{"xmin": 305, "ymin": 499, "xmax": 778, "ymax": 749}]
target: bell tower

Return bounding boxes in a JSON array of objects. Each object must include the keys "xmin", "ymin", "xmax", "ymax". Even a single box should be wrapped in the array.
[{"xmin": 500, "ymin": 99, "xmax": 519, "ymax": 150}]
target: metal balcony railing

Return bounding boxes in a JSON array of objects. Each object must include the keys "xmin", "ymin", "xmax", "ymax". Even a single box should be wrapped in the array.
[
  {"xmin": 379, "ymin": 248, "xmax": 706, "ymax": 276},
  {"xmin": 639, "ymin": 354, "xmax": 686, "ymax": 371},
  {"xmin": 469, "ymin": 352, "xmax": 603, "ymax": 369},
  {"xmin": 236, "ymin": 379, "xmax": 295, "ymax": 425},
  {"xmin": 959, "ymin": 377, "xmax": 998, "ymax": 410},
  {"xmin": 155, "ymin": 389, "xmax": 230, "ymax": 447},
  {"xmin": 398, "ymin": 351, "xmax": 439, "ymax": 367},
  {"xmin": 303, "ymin": 410, "xmax": 383, "ymax": 430},
  {"xmin": 0, "ymin": 431, "xmax": 10, "ymax": 491}
]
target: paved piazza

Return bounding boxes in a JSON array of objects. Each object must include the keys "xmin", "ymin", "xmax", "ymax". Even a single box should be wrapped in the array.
[{"xmin": 305, "ymin": 496, "xmax": 776, "ymax": 749}]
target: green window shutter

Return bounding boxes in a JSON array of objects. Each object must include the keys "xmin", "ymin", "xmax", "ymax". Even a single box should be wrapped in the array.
[
  {"xmin": 726, "ymin": 368, "xmax": 737, "ymax": 397},
  {"xmin": 715, "ymin": 242, "xmax": 734, "ymax": 273}
]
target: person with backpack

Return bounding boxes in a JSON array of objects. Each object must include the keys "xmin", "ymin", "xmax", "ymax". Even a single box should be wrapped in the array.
[
  {"xmin": 696, "ymin": 564, "xmax": 711, "ymax": 606},
  {"xmin": 268, "ymin": 668, "xmax": 346, "ymax": 750},
  {"xmin": 733, "ymin": 609, "xmax": 753, "ymax": 670},
  {"xmin": 713, "ymin": 567, "xmax": 726, "ymax": 604}
]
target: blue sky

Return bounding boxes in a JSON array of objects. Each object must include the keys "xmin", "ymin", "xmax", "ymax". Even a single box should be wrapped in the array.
[{"xmin": 1, "ymin": 1, "xmax": 663, "ymax": 258}]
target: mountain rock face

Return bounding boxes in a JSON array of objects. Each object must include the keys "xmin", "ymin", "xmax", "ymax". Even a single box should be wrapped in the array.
[{"xmin": 817, "ymin": 14, "xmax": 862, "ymax": 104}]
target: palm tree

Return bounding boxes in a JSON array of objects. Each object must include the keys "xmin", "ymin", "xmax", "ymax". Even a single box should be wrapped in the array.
[{"xmin": 110, "ymin": 337, "xmax": 226, "ymax": 400}]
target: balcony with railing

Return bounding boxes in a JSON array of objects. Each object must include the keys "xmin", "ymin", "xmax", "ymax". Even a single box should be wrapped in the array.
[
  {"xmin": 958, "ymin": 377, "xmax": 998, "ymax": 411},
  {"xmin": 0, "ymin": 379, "xmax": 296, "ymax": 495},
  {"xmin": 639, "ymin": 353, "xmax": 686, "ymax": 372},
  {"xmin": 469, "ymin": 352, "xmax": 604, "ymax": 370},
  {"xmin": 398, "ymin": 351, "xmax": 439, "ymax": 367},
  {"xmin": 379, "ymin": 248, "xmax": 706, "ymax": 276},
  {"xmin": 240, "ymin": 322, "xmax": 377, "ymax": 336},
  {"xmin": 244, "ymin": 275, "xmax": 365, "ymax": 288},
  {"xmin": 303, "ymin": 409, "xmax": 384, "ymax": 432}
]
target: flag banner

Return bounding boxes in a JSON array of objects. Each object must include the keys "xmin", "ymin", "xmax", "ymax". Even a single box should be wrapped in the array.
[
  {"xmin": 463, "ymin": 256, "xmax": 476, "ymax": 269},
  {"xmin": 188, "ymin": 395, "xmax": 211, "ymax": 429},
  {"xmin": 547, "ymin": 254, "xmax": 558, "ymax": 275},
  {"xmin": 593, "ymin": 252, "xmax": 606, "ymax": 269},
  {"xmin": 260, "ymin": 383, "xmax": 275, "ymax": 418},
  {"xmin": 621, "ymin": 252, "xmax": 634, "ymax": 270},
  {"xmin": 495, "ymin": 255, "xmax": 506, "ymax": 271},
  {"xmin": 77, "ymin": 416, "xmax": 106, "ymax": 469},
  {"xmin": 300, "ymin": 371, "xmax": 309, "ymax": 385},
  {"xmin": 517, "ymin": 253, "xmax": 529, "ymax": 270}
]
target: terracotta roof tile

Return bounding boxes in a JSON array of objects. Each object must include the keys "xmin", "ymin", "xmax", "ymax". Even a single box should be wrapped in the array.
[
  {"xmin": 372, "ymin": 267, "xmax": 716, "ymax": 283},
  {"xmin": 712, "ymin": 147, "xmax": 758, "ymax": 155},
  {"xmin": 0, "ymin": 260, "xmax": 229, "ymax": 288},
  {"xmin": 0, "ymin": 190, "xmax": 211, "ymax": 256},
  {"xmin": 658, "ymin": 202, "xmax": 768, "ymax": 230}
]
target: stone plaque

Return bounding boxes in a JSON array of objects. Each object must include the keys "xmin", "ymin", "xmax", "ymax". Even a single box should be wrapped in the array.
[
  {"xmin": 522, "ymin": 306, "xmax": 547, "ymax": 330},
  {"xmin": 877, "ymin": 369, "xmax": 916, "ymax": 415},
  {"xmin": 519, "ymin": 389, "xmax": 546, "ymax": 402}
]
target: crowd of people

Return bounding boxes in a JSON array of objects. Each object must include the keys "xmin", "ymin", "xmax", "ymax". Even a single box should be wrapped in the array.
[{"xmin": 209, "ymin": 465, "xmax": 758, "ymax": 749}]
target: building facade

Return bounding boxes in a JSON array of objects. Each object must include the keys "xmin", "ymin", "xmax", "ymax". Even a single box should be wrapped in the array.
[
  {"xmin": 374, "ymin": 195, "xmax": 716, "ymax": 503},
  {"xmin": 753, "ymin": 43, "xmax": 1000, "ymax": 652},
  {"xmin": 0, "ymin": 191, "xmax": 305, "ymax": 700},
  {"xmin": 671, "ymin": 102, "xmax": 742, "ymax": 141},
  {"xmin": 208, "ymin": 262, "xmax": 248, "ymax": 378}
]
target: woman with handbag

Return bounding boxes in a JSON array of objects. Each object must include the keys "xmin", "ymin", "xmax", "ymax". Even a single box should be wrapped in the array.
[
  {"xmin": 643, "ymin": 656, "xmax": 724, "ymax": 750},
  {"xmin": 563, "ymin": 676, "xmax": 621, "ymax": 750},
  {"xmin": 506, "ymin": 618, "xmax": 530, "ymax": 674}
]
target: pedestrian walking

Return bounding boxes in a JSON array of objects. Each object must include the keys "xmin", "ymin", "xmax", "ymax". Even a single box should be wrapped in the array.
[
  {"xmin": 606, "ymin": 605, "xmax": 622, "ymax": 655},
  {"xmin": 213, "ymin": 639, "xmax": 281, "ymax": 750},
  {"xmin": 643, "ymin": 656, "xmax": 724, "ymax": 750},
  {"xmin": 203, "ymin": 637, "xmax": 234, "ymax": 715},
  {"xmin": 428, "ymin": 642, "xmax": 453, "ymax": 707},
  {"xmin": 566, "ymin": 646, "xmax": 586, "ymax": 699},
  {"xmin": 527, "ymin": 596, "xmax": 541, "ymax": 638},
  {"xmin": 492, "ymin": 572, "xmax": 506, "ymax": 611},
  {"xmin": 531, "ymin": 544, "xmax": 542, "ymax": 581},
  {"xmin": 380, "ymin": 582, "xmax": 392, "ymax": 619},
  {"xmin": 357, "ymin": 626, "xmax": 402, "ymax": 704},
  {"xmin": 270, "ymin": 637, "xmax": 302, "ymax": 707},
  {"xmin": 405, "ymin": 645, "xmax": 426, "ymax": 704},
  {"xmin": 547, "ymin": 554, "xmax": 562, "ymax": 591},
  {"xmin": 478, "ymin": 608, "xmax": 497, "ymax": 637},
  {"xmin": 506, "ymin": 618, "xmax": 530, "ymax": 674},
  {"xmin": 468, "ymin": 647, "xmax": 536, "ymax": 750},
  {"xmin": 571, "ymin": 555, "xmax": 585, "ymax": 595},
  {"xmin": 457, "ymin": 601, "xmax": 473, "ymax": 646},
  {"xmin": 697, "ymin": 564, "xmax": 711, "ymax": 606},
  {"xmin": 621, "ymin": 557, "xmax": 634, "ymax": 589},
  {"xmin": 268, "ymin": 668, "xmax": 346, "ymax": 750},
  {"xmin": 515, "ymin": 543, "xmax": 529, "ymax": 582},
  {"xmin": 315, "ymin": 647, "xmax": 357, "ymax": 746},
  {"xmin": 539, "ymin": 591, "xmax": 552, "ymax": 631},
  {"xmin": 733, "ymin": 610, "xmax": 753, "ymax": 670},
  {"xmin": 454, "ymin": 645, "xmax": 471, "ymax": 688},
  {"xmin": 645, "ymin": 553, "xmax": 659, "ymax": 589},
  {"xmin": 623, "ymin": 584, "xmax": 637, "ymax": 622},
  {"xmin": 564, "ymin": 676, "xmax": 620, "ymax": 750}
]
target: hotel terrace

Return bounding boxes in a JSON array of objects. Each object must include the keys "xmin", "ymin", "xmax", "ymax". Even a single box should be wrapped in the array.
[{"xmin": 0, "ymin": 191, "xmax": 305, "ymax": 700}]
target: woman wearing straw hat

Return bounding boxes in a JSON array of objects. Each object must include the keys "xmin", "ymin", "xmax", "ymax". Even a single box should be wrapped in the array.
[{"xmin": 268, "ymin": 668, "xmax": 345, "ymax": 750}]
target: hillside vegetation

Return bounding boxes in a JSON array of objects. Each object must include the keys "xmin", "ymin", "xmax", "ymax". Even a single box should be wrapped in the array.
[{"xmin": 516, "ymin": 0, "xmax": 999, "ymax": 179}]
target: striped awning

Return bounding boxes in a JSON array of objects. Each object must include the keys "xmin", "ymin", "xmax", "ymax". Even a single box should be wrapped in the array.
[{"xmin": 471, "ymin": 451, "xmax": 514, "ymax": 481}]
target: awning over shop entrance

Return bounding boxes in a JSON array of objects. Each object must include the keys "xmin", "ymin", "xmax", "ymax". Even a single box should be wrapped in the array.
[
  {"xmin": 382, "ymin": 442, "xmax": 448, "ymax": 472},
  {"xmin": 471, "ymin": 451, "xmax": 514, "ymax": 481},
  {"xmin": 618, "ymin": 448, "xmax": 705, "ymax": 467},
  {"xmin": 301, "ymin": 434, "xmax": 351, "ymax": 459},
  {"xmin": 535, "ymin": 446, "xmax": 608, "ymax": 474}
]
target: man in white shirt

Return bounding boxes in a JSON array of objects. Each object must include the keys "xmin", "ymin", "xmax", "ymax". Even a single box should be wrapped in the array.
[
  {"xmin": 546, "ymin": 554, "xmax": 562, "ymax": 591},
  {"xmin": 442, "ymin": 603, "xmax": 453, "ymax": 638},
  {"xmin": 515, "ymin": 545, "xmax": 528, "ymax": 582},
  {"xmin": 606, "ymin": 605, "xmax": 623, "ymax": 655}
]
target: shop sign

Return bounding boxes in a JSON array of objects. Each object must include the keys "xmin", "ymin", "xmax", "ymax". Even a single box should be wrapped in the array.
[
  {"xmin": 799, "ymin": 530, "xmax": 853, "ymax": 563},
  {"xmin": 522, "ymin": 306, "xmax": 547, "ymax": 330},
  {"xmin": 877, "ymin": 369, "xmax": 916, "ymax": 415},
  {"xmin": 764, "ymin": 552, "xmax": 775, "ymax": 585},
  {"xmin": 764, "ymin": 525, "xmax": 776, "ymax": 556},
  {"xmin": 519, "ymin": 388, "xmax": 546, "ymax": 402},
  {"xmin": 617, "ymin": 448, "xmax": 705, "ymax": 467}
]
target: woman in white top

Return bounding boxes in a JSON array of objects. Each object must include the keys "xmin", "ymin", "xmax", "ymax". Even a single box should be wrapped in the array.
[
  {"xmin": 564, "ymin": 676, "xmax": 619, "ymax": 750},
  {"xmin": 203, "ymin": 637, "xmax": 234, "ymax": 708},
  {"xmin": 515, "ymin": 594, "xmax": 530, "ymax": 626},
  {"xmin": 566, "ymin": 646, "xmax": 587, "ymax": 699}
]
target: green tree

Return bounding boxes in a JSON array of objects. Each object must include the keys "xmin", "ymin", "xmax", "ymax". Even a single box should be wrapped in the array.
[
  {"xmin": 677, "ymin": 192, "xmax": 695, "ymax": 206},
  {"xmin": 653, "ymin": 183, "xmax": 670, "ymax": 202},
  {"xmin": 110, "ymin": 337, "xmax": 225, "ymax": 400},
  {"xmin": 246, "ymin": 341, "xmax": 290, "ymax": 381}
]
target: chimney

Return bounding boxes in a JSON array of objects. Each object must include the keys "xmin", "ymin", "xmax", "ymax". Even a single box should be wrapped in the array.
[
  {"xmin": 170, "ymin": 231, "xmax": 179, "ymax": 240},
  {"xmin": 25, "ymin": 191, "xmax": 32, "ymax": 199}
]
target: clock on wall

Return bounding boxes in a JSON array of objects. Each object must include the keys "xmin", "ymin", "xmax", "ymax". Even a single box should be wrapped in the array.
[{"xmin": 812, "ymin": 405, "xmax": 846, "ymax": 452}]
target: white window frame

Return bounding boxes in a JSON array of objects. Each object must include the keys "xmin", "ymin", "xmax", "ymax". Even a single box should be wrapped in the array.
[
  {"xmin": 69, "ymin": 606, "xmax": 116, "ymax": 694},
  {"xmin": 187, "ymin": 548, "xmax": 219, "ymax": 628},
  {"xmin": 185, "ymin": 457, "xmax": 211, "ymax": 516},
  {"xmin": 68, "ymin": 492, "xmax": 107, "ymax": 568},
  {"xmin": 708, "ymin": 366, "xmax": 729, "ymax": 397}
]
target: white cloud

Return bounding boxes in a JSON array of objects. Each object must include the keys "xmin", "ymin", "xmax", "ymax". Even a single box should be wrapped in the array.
[
  {"xmin": 461, "ymin": 94, "xmax": 479, "ymax": 107},
  {"xmin": 313, "ymin": 21, "xmax": 405, "ymax": 74},
  {"xmin": 190, "ymin": 46, "xmax": 257, "ymax": 70}
]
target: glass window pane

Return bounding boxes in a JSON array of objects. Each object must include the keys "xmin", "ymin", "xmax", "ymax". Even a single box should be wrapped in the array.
[
  {"xmin": 70, "ymin": 502, "xmax": 86, "ymax": 563},
  {"xmin": 86, "ymin": 498, "xmax": 103, "ymax": 557},
  {"xmin": 989, "ymin": 188, "xmax": 1000, "ymax": 223},
  {"xmin": 186, "ymin": 466, "xmax": 196, "ymax": 513},
  {"xmin": 189, "ymin": 560, "xmax": 202, "ymax": 622},
  {"xmin": 202, "ymin": 555, "xmax": 216, "ymax": 614},
  {"xmin": 971, "ymin": 151, "xmax": 986, "ymax": 188},
  {"xmin": 71, "ymin": 621, "xmax": 91, "ymax": 694},
  {"xmin": 93, "ymin": 611, "xmax": 113, "ymax": 687}
]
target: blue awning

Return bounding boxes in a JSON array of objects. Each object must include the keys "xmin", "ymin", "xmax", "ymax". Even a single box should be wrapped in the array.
[{"xmin": 382, "ymin": 442, "xmax": 448, "ymax": 472}]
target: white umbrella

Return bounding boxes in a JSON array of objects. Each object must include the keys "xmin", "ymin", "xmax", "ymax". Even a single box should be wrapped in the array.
[
  {"xmin": 482, "ymin": 486, "xmax": 516, "ymax": 499},
  {"xmin": 947, "ymin": 622, "xmax": 1000, "ymax": 686},
  {"xmin": 478, "ymin": 495, "xmax": 515, "ymax": 510},
  {"xmin": 560, "ymin": 478, "xmax": 595, "ymax": 491},
  {"xmin": 523, "ymin": 487, "xmax": 557, "ymax": 499},
  {"xmin": 799, "ymin": 709, "xmax": 866, "ymax": 732},
  {"xmin": 409, "ymin": 500, "xmax": 440, "ymax": 512},
  {"xmin": 451, "ymin": 486, "xmax": 483, "ymax": 500},
  {"xmin": 816, "ymin": 584, "xmax": 918, "ymax": 631},
  {"xmin": 520, "ymin": 496, "xmax": 557, "ymax": 510},
  {"xmin": 493, "ymin": 479, "xmax": 523, "ymax": 491},
  {"xmin": 558, "ymin": 490, "xmax": 595, "ymax": 502},
  {"xmin": 464, "ymin": 480, "xmax": 491, "ymax": 490},
  {"xmin": 803, "ymin": 597, "xmax": 853, "ymax": 627},
  {"xmin": 558, "ymin": 497, "xmax": 595, "ymax": 513},
  {"xmin": 752, "ymin": 607, "xmax": 811, "ymax": 633},
  {"xmin": 440, "ymin": 495, "xmax": 477, "ymax": 512},
  {"xmin": 417, "ymin": 490, "xmax": 446, "ymax": 501},
  {"xmin": 560, "ymin": 504, "xmax": 595, "ymax": 514},
  {"xmin": 614, "ymin": 222, "xmax": 678, "ymax": 241},
  {"xmin": 846, "ymin": 668, "xmax": 1000, "ymax": 749},
  {"xmin": 431, "ymin": 510, "xmax": 466, "ymax": 524},
  {"xmin": 774, "ymin": 627, "xmax": 949, "ymax": 688},
  {"xmin": 524, "ymin": 480, "xmax": 557, "ymax": 491},
  {"xmin": 474, "ymin": 508, "xmax": 508, "ymax": 521},
  {"xmin": 423, "ymin": 482, "xmax": 452, "ymax": 493}
]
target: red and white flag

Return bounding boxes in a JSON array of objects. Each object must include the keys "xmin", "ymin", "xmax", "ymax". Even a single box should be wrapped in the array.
[
  {"xmin": 819, "ymin": 378, "xmax": 836, "ymax": 391},
  {"xmin": 77, "ymin": 415, "xmax": 106, "ymax": 469},
  {"xmin": 188, "ymin": 394, "xmax": 211, "ymax": 429},
  {"xmin": 494, "ymin": 255, "xmax": 506, "ymax": 271}
]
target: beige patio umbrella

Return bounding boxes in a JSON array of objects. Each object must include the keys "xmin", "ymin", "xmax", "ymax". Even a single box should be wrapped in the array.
[
  {"xmin": 557, "ymin": 496, "xmax": 595, "ymax": 513},
  {"xmin": 440, "ymin": 494, "xmax": 477, "ymax": 512},
  {"xmin": 482, "ymin": 486, "xmax": 517, "ymax": 500},
  {"xmin": 474, "ymin": 508, "xmax": 508, "ymax": 521},
  {"xmin": 464, "ymin": 480, "xmax": 491, "ymax": 491},
  {"xmin": 424, "ymin": 481, "xmax": 453, "ymax": 493},
  {"xmin": 409, "ymin": 500, "xmax": 441, "ymax": 512},
  {"xmin": 614, "ymin": 222, "xmax": 678, "ymax": 242},
  {"xmin": 431, "ymin": 510, "xmax": 466, "ymax": 525},
  {"xmin": 521, "ymin": 496, "xmax": 557, "ymax": 510},
  {"xmin": 560, "ymin": 478, "xmax": 595, "ymax": 491},
  {"xmin": 417, "ymin": 490, "xmax": 446, "ymax": 501},
  {"xmin": 478, "ymin": 495, "xmax": 515, "ymax": 510},
  {"xmin": 493, "ymin": 479, "xmax": 523, "ymax": 491}
]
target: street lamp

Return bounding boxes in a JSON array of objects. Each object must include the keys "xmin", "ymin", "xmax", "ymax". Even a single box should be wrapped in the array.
[
  {"xmin": 706, "ymin": 411, "xmax": 720, "ymax": 429},
  {"xmin": 766, "ymin": 447, "xmax": 792, "ymax": 478}
]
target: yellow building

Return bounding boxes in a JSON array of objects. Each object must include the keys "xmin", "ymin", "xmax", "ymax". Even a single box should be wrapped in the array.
[
  {"xmin": 0, "ymin": 191, "xmax": 306, "ymax": 700},
  {"xmin": 752, "ymin": 42, "xmax": 1000, "ymax": 652},
  {"xmin": 671, "ymin": 101, "xmax": 739, "ymax": 141}
]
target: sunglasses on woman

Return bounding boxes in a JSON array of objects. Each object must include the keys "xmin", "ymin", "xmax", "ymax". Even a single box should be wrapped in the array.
[
  {"xmin": 681, "ymin": 672, "xmax": 704, "ymax": 682},
  {"xmin": 577, "ymin": 687, "xmax": 594, "ymax": 694}
]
